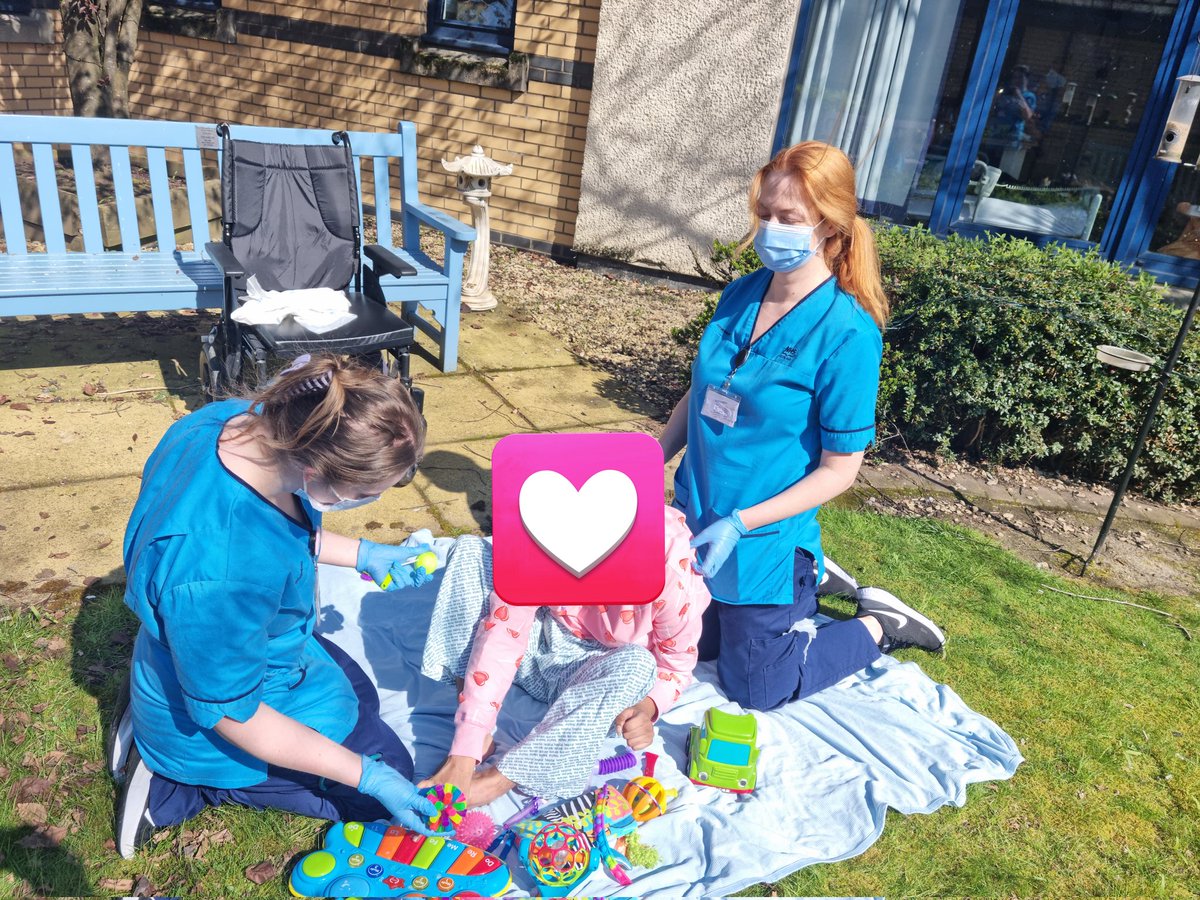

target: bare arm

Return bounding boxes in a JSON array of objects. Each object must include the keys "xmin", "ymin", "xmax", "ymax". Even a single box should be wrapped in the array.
[
  {"xmin": 317, "ymin": 529, "xmax": 363, "ymax": 568},
  {"xmin": 659, "ymin": 387, "xmax": 691, "ymax": 462},
  {"xmin": 213, "ymin": 703, "xmax": 363, "ymax": 787},
  {"xmin": 738, "ymin": 449, "xmax": 865, "ymax": 531}
]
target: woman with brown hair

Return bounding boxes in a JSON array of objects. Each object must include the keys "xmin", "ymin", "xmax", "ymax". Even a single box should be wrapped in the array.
[
  {"xmin": 114, "ymin": 353, "xmax": 436, "ymax": 858},
  {"xmin": 659, "ymin": 142, "xmax": 944, "ymax": 712}
]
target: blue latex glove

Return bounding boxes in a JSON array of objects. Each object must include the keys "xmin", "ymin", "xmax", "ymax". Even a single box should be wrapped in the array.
[
  {"xmin": 357, "ymin": 540, "xmax": 433, "ymax": 591},
  {"xmin": 357, "ymin": 755, "xmax": 439, "ymax": 833},
  {"xmin": 689, "ymin": 510, "xmax": 749, "ymax": 579}
]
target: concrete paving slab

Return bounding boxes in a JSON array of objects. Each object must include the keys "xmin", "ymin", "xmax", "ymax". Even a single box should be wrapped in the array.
[
  {"xmin": 0, "ymin": 475, "xmax": 138, "ymax": 592},
  {"xmin": 456, "ymin": 306, "xmax": 576, "ymax": 372},
  {"xmin": 0, "ymin": 399, "xmax": 179, "ymax": 490},
  {"xmin": 417, "ymin": 372, "xmax": 537, "ymax": 445},
  {"xmin": 0, "ymin": 311, "xmax": 214, "ymax": 402},
  {"xmin": 480, "ymin": 365, "xmax": 663, "ymax": 431},
  {"xmin": 412, "ymin": 438, "xmax": 500, "ymax": 536},
  {"xmin": 318, "ymin": 490, "xmax": 443, "ymax": 544}
]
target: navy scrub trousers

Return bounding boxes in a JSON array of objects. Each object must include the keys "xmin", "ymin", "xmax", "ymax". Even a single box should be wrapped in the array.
[
  {"xmin": 698, "ymin": 549, "xmax": 881, "ymax": 711},
  {"xmin": 146, "ymin": 635, "xmax": 413, "ymax": 828}
]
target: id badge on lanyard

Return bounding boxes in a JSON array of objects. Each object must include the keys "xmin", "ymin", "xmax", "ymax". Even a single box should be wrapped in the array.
[
  {"xmin": 701, "ymin": 384, "xmax": 741, "ymax": 426},
  {"xmin": 702, "ymin": 345, "xmax": 749, "ymax": 427}
]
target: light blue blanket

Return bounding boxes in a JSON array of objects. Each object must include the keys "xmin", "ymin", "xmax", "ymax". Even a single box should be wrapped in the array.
[{"xmin": 317, "ymin": 536, "xmax": 1022, "ymax": 897}]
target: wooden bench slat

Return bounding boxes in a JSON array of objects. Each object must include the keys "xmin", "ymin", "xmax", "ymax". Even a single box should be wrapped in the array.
[
  {"xmin": 182, "ymin": 148, "xmax": 212, "ymax": 249},
  {"xmin": 70, "ymin": 144, "xmax": 105, "ymax": 253},
  {"xmin": 31, "ymin": 143, "xmax": 66, "ymax": 254},
  {"xmin": 109, "ymin": 146, "xmax": 142, "ymax": 253},
  {"xmin": 0, "ymin": 142, "xmax": 27, "ymax": 255},
  {"xmin": 147, "ymin": 147, "xmax": 176, "ymax": 252},
  {"xmin": 374, "ymin": 156, "xmax": 392, "ymax": 246}
]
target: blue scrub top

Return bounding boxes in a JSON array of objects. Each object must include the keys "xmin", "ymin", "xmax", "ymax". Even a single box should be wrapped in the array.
[
  {"xmin": 123, "ymin": 399, "xmax": 359, "ymax": 788},
  {"xmin": 673, "ymin": 268, "xmax": 883, "ymax": 605}
]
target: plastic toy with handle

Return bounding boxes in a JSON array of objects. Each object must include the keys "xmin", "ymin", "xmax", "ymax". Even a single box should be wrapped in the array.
[
  {"xmin": 621, "ymin": 776, "xmax": 676, "ymax": 823},
  {"xmin": 288, "ymin": 820, "xmax": 511, "ymax": 897},
  {"xmin": 360, "ymin": 551, "xmax": 439, "ymax": 590},
  {"xmin": 423, "ymin": 783, "xmax": 467, "ymax": 832},
  {"xmin": 516, "ymin": 821, "xmax": 598, "ymax": 898}
]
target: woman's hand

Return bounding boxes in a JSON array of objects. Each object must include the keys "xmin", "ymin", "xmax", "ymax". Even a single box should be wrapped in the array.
[
  {"xmin": 614, "ymin": 698, "xmax": 657, "ymax": 750},
  {"xmin": 357, "ymin": 540, "xmax": 433, "ymax": 590},
  {"xmin": 689, "ymin": 511, "xmax": 748, "ymax": 578},
  {"xmin": 418, "ymin": 754, "xmax": 479, "ymax": 804},
  {"xmin": 358, "ymin": 755, "xmax": 439, "ymax": 834}
]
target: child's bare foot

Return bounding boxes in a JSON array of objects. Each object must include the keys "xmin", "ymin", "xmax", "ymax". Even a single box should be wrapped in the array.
[{"xmin": 467, "ymin": 765, "xmax": 516, "ymax": 807}]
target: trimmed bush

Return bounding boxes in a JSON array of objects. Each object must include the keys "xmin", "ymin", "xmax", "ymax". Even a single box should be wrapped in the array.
[{"xmin": 674, "ymin": 226, "xmax": 1200, "ymax": 502}]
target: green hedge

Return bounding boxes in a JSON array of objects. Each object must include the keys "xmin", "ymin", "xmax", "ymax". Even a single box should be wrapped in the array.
[{"xmin": 674, "ymin": 226, "xmax": 1200, "ymax": 503}]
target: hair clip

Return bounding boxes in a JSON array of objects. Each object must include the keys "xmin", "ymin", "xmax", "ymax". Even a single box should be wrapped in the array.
[
  {"xmin": 280, "ymin": 353, "xmax": 313, "ymax": 375},
  {"xmin": 286, "ymin": 372, "xmax": 332, "ymax": 399}
]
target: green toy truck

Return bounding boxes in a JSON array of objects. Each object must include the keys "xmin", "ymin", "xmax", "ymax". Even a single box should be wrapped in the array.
[{"xmin": 687, "ymin": 707, "xmax": 759, "ymax": 794}]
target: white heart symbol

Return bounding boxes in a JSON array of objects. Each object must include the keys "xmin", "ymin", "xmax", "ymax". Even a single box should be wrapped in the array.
[{"xmin": 518, "ymin": 469, "xmax": 638, "ymax": 578}]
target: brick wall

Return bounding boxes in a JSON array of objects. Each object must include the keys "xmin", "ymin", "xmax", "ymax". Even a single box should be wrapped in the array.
[{"xmin": 0, "ymin": 0, "xmax": 598, "ymax": 254}]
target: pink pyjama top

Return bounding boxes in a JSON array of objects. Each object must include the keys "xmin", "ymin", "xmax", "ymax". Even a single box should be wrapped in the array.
[{"xmin": 451, "ymin": 505, "xmax": 712, "ymax": 761}]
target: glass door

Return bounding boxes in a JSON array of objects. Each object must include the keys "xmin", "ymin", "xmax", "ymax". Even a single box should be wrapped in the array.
[{"xmin": 957, "ymin": 0, "xmax": 1182, "ymax": 246}]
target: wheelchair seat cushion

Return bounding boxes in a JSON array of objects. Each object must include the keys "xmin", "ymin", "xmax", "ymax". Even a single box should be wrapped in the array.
[{"xmin": 242, "ymin": 292, "xmax": 415, "ymax": 354}]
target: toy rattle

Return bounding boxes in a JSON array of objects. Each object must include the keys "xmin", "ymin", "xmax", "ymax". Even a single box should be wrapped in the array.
[
  {"xmin": 517, "ymin": 821, "xmax": 598, "ymax": 898},
  {"xmin": 423, "ymin": 783, "xmax": 467, "ymax": 833},
  {"xmin": 621, "ymin": 775, "xmax": 676, "ymax": 822},
  {"xmin": 360, "ymin": 550, "xmax": 439, "ymax": 590}
]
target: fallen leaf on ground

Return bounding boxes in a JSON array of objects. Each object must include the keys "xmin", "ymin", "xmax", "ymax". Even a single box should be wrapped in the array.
[
  {"xmin": 15, "ymin": 802, "xmax": 47, "ymax": 825},
  {"xmin": 244, "ymin": 861, "xmax": 278, "ymax": 884},
  {"xmin": 98, "ymin": 878, "xmax": 134, "ymax": 893},
  {"xmin": 81, "ymin": 383, "xmax": 98, "ymax": 396},
  {"xmin": 131, "ymin": 874, "xmax": 152, "ymax": 896},
  {"xmin": 9, "ymin": 777, "xmax": 51, "ymax": 802},
  {"xmin": 9, "ymin": 402, "xmax": 30, "ymax": 411}
]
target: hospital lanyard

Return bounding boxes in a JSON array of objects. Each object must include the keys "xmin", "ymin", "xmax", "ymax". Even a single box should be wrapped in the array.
[{"xmin": 720, "ymin": 346, "xmax": 751, "ymax": 391}]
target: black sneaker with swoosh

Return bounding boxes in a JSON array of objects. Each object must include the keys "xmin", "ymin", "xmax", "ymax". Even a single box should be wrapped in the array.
[{"xmin": 856, "ymin": 586, "xmax": 946, "ymax": 653}]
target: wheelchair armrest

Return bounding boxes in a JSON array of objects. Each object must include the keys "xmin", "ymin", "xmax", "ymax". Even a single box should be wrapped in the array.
[
  {"xmin": 205, "ymin": 242, "xmax": 245, "ymax": 278},
  {"xmin": 364, "ymin": 244, "xmax": 418, "ymax": 278}
]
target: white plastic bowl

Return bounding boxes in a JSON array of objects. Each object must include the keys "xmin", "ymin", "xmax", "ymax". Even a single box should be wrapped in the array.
[{"xmin": 1096, "ymin": 344, "xmax": 1155, "ymax": 372}]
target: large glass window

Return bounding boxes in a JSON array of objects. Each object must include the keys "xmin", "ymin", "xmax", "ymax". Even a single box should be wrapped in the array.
[
  {"xmin": 425, "ymin": 0, "xmax": 515, "ymax": 56},
  {"xmin": 969, "ymin": 0, "xmax": 1180, "ymax": 243},
  {"xmin": 785, "ymin": 0, "xmax": 988, "ymax": 221}
]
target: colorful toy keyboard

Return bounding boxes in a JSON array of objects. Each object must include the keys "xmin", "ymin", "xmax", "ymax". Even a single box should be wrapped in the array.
[{"xmin": 288, "ymin": 821, "xmax": 512, "ymax": 898}]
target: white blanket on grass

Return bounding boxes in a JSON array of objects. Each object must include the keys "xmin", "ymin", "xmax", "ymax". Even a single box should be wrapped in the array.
[{"xmin": 316, "ymin": 534, "xmax": 1022, "ymax": 898}]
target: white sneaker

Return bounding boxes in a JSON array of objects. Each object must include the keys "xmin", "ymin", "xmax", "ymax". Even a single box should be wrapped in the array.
[
  {"xmin": 115, "ymin": 745, "xmax": 156, "ymax": 859},
  {"xmin": 856, "ymin": 586, "xmax": 946, "ymax": 653}
]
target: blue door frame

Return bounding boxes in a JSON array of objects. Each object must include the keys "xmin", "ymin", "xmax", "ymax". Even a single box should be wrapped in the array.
[{"xmin": 777, "ymin": 0, "xmax": 1200, "ymax": 286}]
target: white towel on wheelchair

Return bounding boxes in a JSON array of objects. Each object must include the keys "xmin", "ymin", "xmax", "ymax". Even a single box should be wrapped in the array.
[
  {"xmin": 316, "ymin": 534, "xmax": 1022, "ymax": 898},
  {"xmin": 231, "ymin": 274, "xmax": 356, "ymax": 333}
]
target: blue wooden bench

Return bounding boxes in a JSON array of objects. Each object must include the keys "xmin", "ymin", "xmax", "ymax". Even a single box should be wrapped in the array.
[{"xmin": 0, "ymin": 114, "xmax": 473, "ymax": 372}]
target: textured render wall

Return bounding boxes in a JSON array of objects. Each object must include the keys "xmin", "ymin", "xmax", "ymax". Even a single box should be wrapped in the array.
[{"xmin": 575, "ymin": 0, "xmax": 803, "ymax": 276}]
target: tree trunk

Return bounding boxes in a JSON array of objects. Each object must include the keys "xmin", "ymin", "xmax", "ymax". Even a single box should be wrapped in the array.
[{"xmin": 61, "ymin": 0, "xmax": 144, "ymax": 118}]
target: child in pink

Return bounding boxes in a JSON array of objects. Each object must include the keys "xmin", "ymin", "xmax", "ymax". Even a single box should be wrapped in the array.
[{"xmin": 420, "ymin": 505, "xmax": 710, "ymax": 804}]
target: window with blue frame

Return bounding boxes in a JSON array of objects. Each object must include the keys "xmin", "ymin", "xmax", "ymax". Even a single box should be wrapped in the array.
[
  {"xmin": 784, "ymin": 0, "xmax": 994, "ymax": 224},
  {"xmin": 425, "ymin": 0, "xmax": 515, "ymax": 56}
]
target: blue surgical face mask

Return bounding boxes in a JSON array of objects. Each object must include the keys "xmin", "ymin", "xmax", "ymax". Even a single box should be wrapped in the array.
[
  {"xmin": 753, "ymin": 219, "xmax": 824, "ymax": 273},
  {"xmin": 297, "ymin": 476, "xmax": 381, "ymax": 513}
]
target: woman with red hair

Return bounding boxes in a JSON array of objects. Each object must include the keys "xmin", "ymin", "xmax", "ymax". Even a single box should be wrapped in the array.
[{"xmin": 660, "ymin": 142, "xmax": 945, "ymax": 711}]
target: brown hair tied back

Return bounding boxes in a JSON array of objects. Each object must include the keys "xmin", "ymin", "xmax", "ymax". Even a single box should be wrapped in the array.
[{"xmin": 243, "ymin": 353, "xmax": 425, "ymax": 490}]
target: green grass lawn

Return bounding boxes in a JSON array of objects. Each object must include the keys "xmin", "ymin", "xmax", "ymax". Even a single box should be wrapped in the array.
[{"xmin": 1, "ymin": 507, "xmax": 1197, "ymax": 897}]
